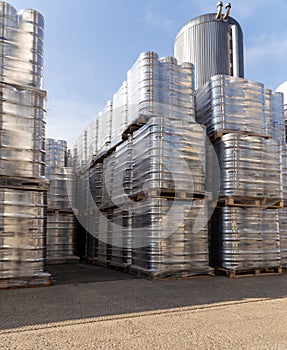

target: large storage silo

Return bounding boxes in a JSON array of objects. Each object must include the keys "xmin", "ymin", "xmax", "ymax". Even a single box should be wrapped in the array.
[{"xmin": 174, "ymin": 2, "xmax": 244, "ymax": 89}]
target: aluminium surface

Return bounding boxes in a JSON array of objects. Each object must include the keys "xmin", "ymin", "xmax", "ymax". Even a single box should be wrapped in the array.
[
  {"xmin": 265, "ymin": 89, "xmax": 285, "ymax": 142},
  {"xmin": 174, "ymin": 14, "xmax": 244, "ymax": 89},
  {"xmin": 111, "ymin": 81, "xmax": 128, "ymax": 142},
  {"xmin": 46, "ymin": 138, "xmax": 74, "ymax": 211},
  {"xmin": 72, "ymin": 51, "xmax": 197, "ymax": 170},
  {"xmin": 196, "ymin": 75, "xmax": 268, "ymax": 137},
  {"xmin": 127, "ymin": 52, "xmax": 195, "ymax": 126},
  {"xmin": 0, "ymin": 3, "xmax": 44, "ymax": 89},
  {"xmin": 131, "ymin": 198, "xmax": 211, "ymax": 275},
  {"xmin": 282, "ymin": 144, "xmax": 287, "ymax": 201},
  {"xmin": 85, "ymin": 214, "xmax": 99, "ymax": 260},
  {"xmin": 45, "ymin": 139, "xmax": 67, "ymax": 167},
  {"xmin": 0, "ymin": 188, "xmax": 46, "ymax": 279},
  {"xmin": 110, "ymin": 207, "xmax": 132, "ymax": 266},
  {"xmin": 86, "ymin": 119, "xmax": 98, "ymax": 161},
  {"xmin": 279, "ymin": 207, "xmax": 287, "ymax": 267},
  {"xmin": 47, "ymin": 213, "xmax": 76, "ymax": 263},
  {"xmin": 211, "ymin": 207, "xmax": 281, "ymax": 270},
  {"xmin": 214, "ymin": 133, "xmax": 282, "ymax": 199},
  {"xmin": 89, "ymin": 162, "xmax": 103, "ymax": 207},
  {"xmin": 75, "ymin": 171, "xmax": 89, "ymax": 214},
  {"xmin": 0, "ymin": 84, "xmax": 46, "ymax": 179},
  {"xmin": 131, "ymin": 117, "xmax": 206, "ymax": 195},
  {"xmin": 96, "ymin": 100, "xmax": 112, "ymax": 154},
  {"xmin": 46, "ymin": 138, "xmax": 76, "ymax": 262},
  {"xmin": 100, "ymin": 152, "xmax": 115, "ymax": 210},
  {"xmin": 110, "ymin": 136, "xmax": 133, "ymax": 207}
]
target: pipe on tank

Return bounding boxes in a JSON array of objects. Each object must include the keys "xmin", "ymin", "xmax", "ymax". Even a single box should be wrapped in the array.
[
  {"xmin": 231, "ymin": 24, "xmax": 240, "ymax": 77},
  {"xmin": 215, "ymin": 1, "xmax": 223, "ymax": 20},
  {"xmin": 223, "ymin": 2, "xmax": 231, "ymax": 20}
]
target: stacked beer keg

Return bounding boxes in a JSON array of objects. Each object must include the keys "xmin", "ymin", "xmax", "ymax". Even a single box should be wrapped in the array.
[{"xmin": 0, "ymin": 3, "xmax": 50, "ymax": 288}]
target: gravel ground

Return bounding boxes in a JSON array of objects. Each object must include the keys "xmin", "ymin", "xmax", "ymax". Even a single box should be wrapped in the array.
[
  {"xmin": 1, "ymin": 298, "xmax": 287, "ymax": 349},
  {"xmin": 1, "ymin": 264, "xmax": 287, "ymax": 349}
]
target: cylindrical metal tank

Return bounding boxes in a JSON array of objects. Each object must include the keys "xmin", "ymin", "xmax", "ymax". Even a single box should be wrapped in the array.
[{"xmin": 174, "ymin": 11, "xmax": 244, "ymax": 89}]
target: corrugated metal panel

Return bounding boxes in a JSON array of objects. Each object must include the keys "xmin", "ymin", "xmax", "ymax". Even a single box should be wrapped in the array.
[{"xmin": 174, "ymin": 14, "xmax": 244, "ymax": 89}]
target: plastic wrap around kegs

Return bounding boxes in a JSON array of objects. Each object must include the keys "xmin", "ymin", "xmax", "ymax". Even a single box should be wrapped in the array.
[
  {"xmin": 111, "ymin": 81, "xmax": 128, "ymax": 142},
  {"xmin": 265, "ymin": 89, "xmax": 285, "ymax": 142},
  {"xmin": 131, "ymin": 117, "xmax": 206, "ymax": 195},
  {"xmin": 279, "ymin": 207, "xmax": 287, "ymax": 267},
  {"xmin": 196, "ymin": 75, "xmax": 267, "ymax": 137},
  {"xmin": 0, "ymin": 188, "xmax": 46, "ymax": 278},
  {"xmin": 47, "ymin": 213, "xmax": 75, "ymax": 262},
  {"xmin": 46, "ymin": 138, "xmax": 75, "ymax": 211},
  {"xmin": 211, "ymin": 207, "xmax": 281, "ymax": 270},
  {"xmin": 275, "ymin": 81, "xmax": 287, "ymax": 109},
  {"xmin": 127, "ymin": 51, "xmax": 195, "ymax": 126},
  {"xmin": 86, "ymin": 119, "xmax": 97, "ymax": 161},
  {"xmin": 110, "ymin": 207, "xmax": 132, "ymax": 266},
  {"xmin": 0, "ymin": 5, "xmax": 44, "ymax": 89},
  {"xmin": 131, "ymin": 198, "xmax": 211, "ymax": 275},
  {"xmin": 0, "ymin": 2, "xmax": 17, "ymax": 40},
  {"xmin": 46, "ymin": 138, "xmax": 67, "ymax": 168},
  {"xmin": 214, "ymin": 133, "xmax": 283, "ymax": 199},
  {"xmin": 97, "ymin": 100, "xmax": 112, "ymax": 153},
  {"xmin": 174, "ymin": 13, "xmax": 244, "ymax": 89},
  {"xmin": 281, "ymin": 144, "xmax": 287, "ymax": 201},
  {"xmin": 0, "ymin": 84, "xmax": 46, "ymax": 179}
]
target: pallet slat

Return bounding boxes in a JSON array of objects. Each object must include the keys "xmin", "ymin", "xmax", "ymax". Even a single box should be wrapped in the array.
[
  {"xmin": 0, "ymin": 273, "xmax": 52, "ymax": 290},
  {"xmin": 129, "ymin": 188, "xmax": 205, "ymax": 202},
  {"xmin": 217, "ymin": 197, "xmax": 283, "ymax": 208},
  {"xmin": 215, "ymin": 267, "xmax": 282, "ymax": 278},
  {"xmin": 0, "ymin": 176, "xmax": 50, "ymax": 191},
  {"xmin": 129, "ymin": 266, "xmax": 214, "ymax": 280},
  {"xmin": 209, "ymin": 130, "xmax": 271, "ymax": 142}
]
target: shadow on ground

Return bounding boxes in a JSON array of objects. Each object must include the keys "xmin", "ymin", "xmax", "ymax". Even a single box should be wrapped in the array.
[
  {"xmin": 47, "ymin": 263, "xmax": 137, "ymax": 284},
  {"xmin": 1, "ymin": 263, "xmax": 287, "ymax": 330}
]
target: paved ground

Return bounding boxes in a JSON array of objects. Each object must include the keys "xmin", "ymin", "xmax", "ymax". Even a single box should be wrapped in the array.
[{"xmin": 1, "ymin": 263, "xmax": 287, "ymax": 349}]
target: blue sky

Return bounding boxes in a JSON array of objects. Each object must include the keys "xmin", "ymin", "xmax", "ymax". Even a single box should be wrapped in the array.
[{"xmin": 8, "ymin": 0, "xmax": 287, "ymax": 146}]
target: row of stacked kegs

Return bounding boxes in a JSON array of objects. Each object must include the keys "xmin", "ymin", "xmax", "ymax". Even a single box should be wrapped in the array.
[
  {"xmin": 0, "ymin": 2, "xmax": 51, "ymax": 288},
  {"xmin": 73, "ymin": 52, "xmax": 213, "ymax": 279},
  {"xmin": 196, "ymin": 75, "xmax": 285, "ymax": 276},
  {"xmin": 71, "ymin": 50, "xmax": 286, "ymax": 279},
  {"xmin": 45, "ymin": 138, "xmax": 77, "ymax": 264}
]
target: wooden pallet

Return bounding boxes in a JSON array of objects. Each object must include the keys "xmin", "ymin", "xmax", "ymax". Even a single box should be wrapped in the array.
[
  {"xmin": 209, "ymin": 130, "xmax": 271, "ymax": 142},
  {"xmin": 0, "ymin": 273, "xmax": 52, "ymax": 290},
  {"xmin": 91, "ymin": 144, "xmax": 119, "ymax": 166},
  {"xmin": 129, "ymin": 266, "xmax": 214, "ymax": 280},
  {"xmin": 0, "ymin": 176, "xmax": 50, "ymax": 191},
  {"xmin": 217, "ymin": 197, "xmax": 283, "ymax": 208},
  {"xmin": 122, "ymin": 123, "xmax": 144, "ymax": 140},
  {"xmin": 122, "ymin": 114, "xmax": 151, "ymax": 139},
  {"xmin": 47, "ymin": 208, "xmax": 74, "ymax": 215},
  {"xmin": 109, "ymin": 261, "xmax": 130, "ymax": 273},
  {"xmin": 215, "ymin": 267, "xmax": 282, "ymax": 278},
  {"xmin": 129, "ymin": 188, "xmax": 205, "ymax": 202}
]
